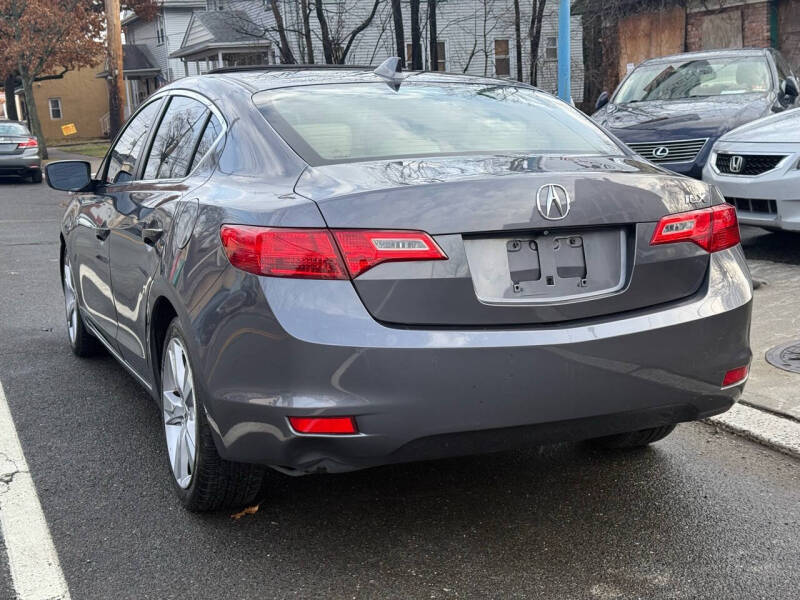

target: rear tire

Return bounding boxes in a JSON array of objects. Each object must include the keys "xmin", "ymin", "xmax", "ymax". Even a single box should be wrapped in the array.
[
  {"xmin": 160, "ymin": 319, "xmax": 265, "ymax": 512},
  {"xmin": 590, "ymin": 424, "xmax": 677, "ymax": 449},
  {"xmin": 62, "ymin": 255, "xmax": 102, "ymax": 357},
  {"xmin": 30, "ymin": 170, "xmax": 43, "ymax": 183}
]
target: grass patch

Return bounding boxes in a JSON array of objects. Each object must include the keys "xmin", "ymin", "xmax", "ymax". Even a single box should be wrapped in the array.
[{"xmin": 55, "ymin": 142, "xmax": 109, "ymax": 158}]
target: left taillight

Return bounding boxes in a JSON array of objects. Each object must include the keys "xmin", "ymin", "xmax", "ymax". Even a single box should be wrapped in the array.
[
  {"xmin": 650, "ymin": 203, "xmax": 740, "ymax": 253},
  {"xmin": 17, "ymin": 138, "xmax": 37, "ymax": 149},
  {"xmin": 220, "ymin": 226, "xmax": 447, "ymax": 279}
]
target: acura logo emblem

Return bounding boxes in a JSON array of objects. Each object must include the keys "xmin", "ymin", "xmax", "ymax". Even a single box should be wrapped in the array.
[
  {"xmin": 729, "ymin": 155, "xmax": 744, "ymax": 174},
  {"xmin": 653, "ymin": 146, "xmax": 670, "ymax": 158},
  {"xmin": 537, "ymin": 184, "xmax": 571, "ymax": 220}
]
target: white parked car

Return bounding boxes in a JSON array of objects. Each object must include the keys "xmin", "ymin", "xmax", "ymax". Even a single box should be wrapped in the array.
[{"xmin": 704, "ymin": 108, "xmax": 800, "ymax": 232}]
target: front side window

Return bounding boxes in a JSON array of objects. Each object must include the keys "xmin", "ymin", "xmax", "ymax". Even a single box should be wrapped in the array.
[
  {"xmin": 105, "ymin": 99, "xmax": 163, "ymax": 184},
  {"xmin": 615, "ymin": 57, "xmax": 772, "ymax": 103},
  {"xmin": 255, "ymin": 83, "xmax": 621, "ymax": 165},
  {"xmin": 144, "ymin": 96, "xmax": 209, "ymax": 180},
  {"xmin": 49, "ymin": 98, "xmax": 62, "ymax": 120}
]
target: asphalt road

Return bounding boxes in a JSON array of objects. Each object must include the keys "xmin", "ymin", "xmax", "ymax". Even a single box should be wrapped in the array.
[{"xmin": 1, "ymin": 177, "xmax": 799, "ymax": 600}]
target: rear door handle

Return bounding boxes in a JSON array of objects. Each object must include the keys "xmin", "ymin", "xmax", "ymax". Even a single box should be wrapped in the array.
[{"xmin": 142, "ymin": 227, "xmax": 164, "ymax": 246}]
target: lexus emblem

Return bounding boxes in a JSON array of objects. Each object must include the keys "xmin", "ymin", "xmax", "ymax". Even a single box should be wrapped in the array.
[
  {"xmin": 729, "ymin": 155, "xmax": 744, "ymax": 174},
  {"xmin": 653, "ymin": 146, "xmax": 670, "ymax": 159},
  {"xmin": 537, "ymin": 184, "xmax": 571, "ymax": 220}
]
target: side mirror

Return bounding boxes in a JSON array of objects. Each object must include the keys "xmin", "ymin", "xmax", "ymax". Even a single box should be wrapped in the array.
[
  {"xmin": 781, "ymin": 76, "xmax": 799, "ymax": 100},
  {"xmin": 45, "ymin": 160, "xmax": 93, "ymax": 192},
  {"xmin": 594, "ymin": 91, "xmax": 610, "ymax": 111}
]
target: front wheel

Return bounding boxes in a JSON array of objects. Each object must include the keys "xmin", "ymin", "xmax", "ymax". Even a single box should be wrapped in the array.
[
  {"xmin": 160, "ymin": 319, "xmax": 265, "ymax": 512},
  {"xmin": 589, "ymin": 424, "xmax": 677, "ymax": 449},
  {"xmin": 62, "ymin": 256, "xmax": 101, "ymax": 357}
]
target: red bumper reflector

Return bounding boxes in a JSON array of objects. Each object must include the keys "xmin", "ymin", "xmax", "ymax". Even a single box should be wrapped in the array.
[
  {"xmin": 289, "ymin": 416, "xmax": 358, "ymax": 435},
  {"xmin": 722, "ymin": 365, "xmax": 749, "ymax": 387}
]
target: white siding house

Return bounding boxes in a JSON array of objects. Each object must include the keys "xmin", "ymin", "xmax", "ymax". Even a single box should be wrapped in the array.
[{"xmin": 122, "ymin": 0, "xmax": 584, "ymax": 107}]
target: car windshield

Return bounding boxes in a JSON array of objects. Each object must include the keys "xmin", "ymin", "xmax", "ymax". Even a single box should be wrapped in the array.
[
  {"xmin": 0, "ymin": 122, "xmax": 29, "ymax": 136},
  {"xmin": 614, "ymin": 57, "xmax": 772, "ymax": 103},
  {"xmin": 254, "ymin": 83, "xmax": 622, "ymax": 165}
]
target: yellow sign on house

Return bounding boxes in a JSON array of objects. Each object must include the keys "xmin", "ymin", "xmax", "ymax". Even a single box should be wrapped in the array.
[{"xmin": 61, "ymin": 123, "xmax": 77, "ymax": 136}]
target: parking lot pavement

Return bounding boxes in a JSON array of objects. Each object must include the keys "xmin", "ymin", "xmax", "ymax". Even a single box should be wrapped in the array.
[
  {"xmin": 0, "ymin": 181, "xmax": 799, "ymax": 599},
  {"xmin": 739, "ymin": 227, "xmax": 800, "ymax": 421}
]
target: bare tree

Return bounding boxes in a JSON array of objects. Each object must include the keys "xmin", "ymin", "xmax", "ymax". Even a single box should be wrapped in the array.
[
  {"xmin": 529, "ymin": 0, "xmax": 547, "ymax": 85},
  {"xmin": 271, "ymin": 0, "xmax": 296, "ymax": 63},
  {"xmin": 409, "ymin": 0, "xmax": 423, "ymax": 69},
  {"xmin": 316, "ymin": 0, "xmax": 383, "ymax": 64},
  {"xmin": 391, "ymin": 0, "xmax": 405, "ymax": 66},
  {"xmin": 513, "ymin": 0, "xmax": 523, "ymax": 80},
  {"xmin": 301, "ymin": 0, "xmax": 315, "ymax": 63},
  {"xmin": 429, "ymin": 0, "xmax": 438, "ymax": 70}
]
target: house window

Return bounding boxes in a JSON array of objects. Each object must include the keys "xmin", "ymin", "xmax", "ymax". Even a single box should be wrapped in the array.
[
  {"xmin": 156, "ymin": 15, "xmax": 165, "ymax": 45},
  {"xmin": 406, "ymin": 43, "xmax": 413, "ymax": 67},
  {"xmin": 545, "ymin": 36, "xmax": 557, "ymax": 61},
  {"xmin": 48, "ymin": 98, "xmax": 62, "ymax": 120},
  {"xmin": 207, "ymin": 0, "xmax": 225, "ymax": 9},
  {"xmin": 435, "ymin": 41, "xmax": 446, "ymax": 71},
  {"xmin": 494, "ymin": 39, "xmax": 510, "ymax": 77}
]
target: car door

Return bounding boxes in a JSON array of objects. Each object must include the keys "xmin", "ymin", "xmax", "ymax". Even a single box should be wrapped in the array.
[
  {"xmin": 68, "ymin": 98, "xmax": 164, "ymax": 347},
  {"xmin": 107, "ymin": 93, "xmax": 217, "ymax": 378}
]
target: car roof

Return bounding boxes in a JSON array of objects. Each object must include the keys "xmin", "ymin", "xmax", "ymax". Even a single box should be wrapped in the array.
[
  {"xmin": 640, "ymin": 48, "xmax": 770, "ymax": 65},
  {"xmin": 199, "ymin": 66, "xmax": 535, "ymax": 94}
]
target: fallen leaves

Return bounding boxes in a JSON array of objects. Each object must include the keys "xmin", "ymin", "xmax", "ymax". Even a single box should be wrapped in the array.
[{"xmin": 230, "ymin": 504, "xmax": 260, "ymax": 520}]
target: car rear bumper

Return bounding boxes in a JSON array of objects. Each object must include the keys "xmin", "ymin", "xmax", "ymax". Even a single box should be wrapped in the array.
[
  {"xmin": 0, "ymin": 151, "xmax": 41, "ymax": 176},
  {"xmin": 703, "ymin": 143, "xmax": 800, "ymax": 232},
  {"xmin": 197, "ymin": 248, "xmax": 752, "ymax": 474}
]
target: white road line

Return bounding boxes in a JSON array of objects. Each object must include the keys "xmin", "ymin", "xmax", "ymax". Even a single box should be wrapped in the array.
[
  {"xmin": 0, "ymin": 381, "xmax": 70, "ymax": 600},
  {"xmin": 708, "ymin": 402, "xmax": 800, "ymax": 458}
]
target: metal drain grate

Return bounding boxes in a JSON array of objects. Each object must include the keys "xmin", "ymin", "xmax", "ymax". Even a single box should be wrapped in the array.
[{"xmin": 765, "ymin": 341, "xmax": 800, "ymax": 374}]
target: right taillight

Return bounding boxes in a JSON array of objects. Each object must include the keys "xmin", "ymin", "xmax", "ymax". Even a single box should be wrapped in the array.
[{"xmin": 650, "ymin": 204, "xmax": 740, "ymax": 253}]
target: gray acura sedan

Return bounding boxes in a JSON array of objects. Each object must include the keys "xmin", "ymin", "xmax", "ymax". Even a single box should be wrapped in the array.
[{"xmin": 46, "ymin": 64, "xmax": 752, "ymax": 512}]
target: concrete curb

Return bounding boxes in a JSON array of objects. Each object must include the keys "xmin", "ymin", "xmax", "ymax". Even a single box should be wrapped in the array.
[{"xmin": 705, "ymin": 403, "xmax": 800, "ymax": 459}]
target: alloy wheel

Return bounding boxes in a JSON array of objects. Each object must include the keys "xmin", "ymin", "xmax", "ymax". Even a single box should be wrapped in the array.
[
  {"xmin": 162, "ymin": 336, "xmax": 198, "ymax": 489},
  {"xmin": 62, "ymin": 259, "xmax": 78, "ymax": 344}
]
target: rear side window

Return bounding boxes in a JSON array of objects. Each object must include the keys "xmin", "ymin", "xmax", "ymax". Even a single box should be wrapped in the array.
[
  {"xmin": 105, "ymin": 99, "xmax": 163, "ymax": 184},
  {"xmin": 254, "ymin": 83, "xmax": 621, "ymax": 165},
  {"xmin": 0, "ymin": 123, "xmax": 29, "ymax": 136},
  {"xmin": 144, "ymin": 96, "xmax": 209, "ymax": 180},
  {"xmin": 190, "ymin": 114, "xmax": 223, "ymax": 171}
]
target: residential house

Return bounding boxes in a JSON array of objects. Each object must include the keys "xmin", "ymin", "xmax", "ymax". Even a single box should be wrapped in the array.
[
  {"xmin": 168, "ymin": 0, "xmax": 586, "ymax": 102},
  {"xmin": 13, "ymin": 66, "xmax": 110, "ymax": 144},
  {"xmin": 121, "ymin": 0, "xmax": 208, "ymax": 112},
  {"xmin": 577, "ymin": 0, "xmax": 800, "ymax": 110}
]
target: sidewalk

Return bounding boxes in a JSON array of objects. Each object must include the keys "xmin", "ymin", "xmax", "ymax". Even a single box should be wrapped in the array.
[
  {"xmin": 46, "ymin": 148, "xmax": 104, "ymax": 175},
  {"xmin": 744, "ymin": 259, "xmax": 800, "ymax": 420}
]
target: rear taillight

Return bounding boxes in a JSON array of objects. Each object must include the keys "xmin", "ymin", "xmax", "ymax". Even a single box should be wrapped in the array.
[
  {"xmin": 650, "ymin": 204, "xmax": 740, "ymax": 253},
  {"xmin": 220, "ymin": 226, "xmax": 347, "ymax": 279},
  {"xmin": 17, "ymin": 138, "xmax": 37, "ymax": 149},
  {"xmin": 332, "ymin": 230, "xmax": 447, "ymax": 278},
  {"xmin": 220, "ymin": 226, "xmax": 447, "ymax": 279}
]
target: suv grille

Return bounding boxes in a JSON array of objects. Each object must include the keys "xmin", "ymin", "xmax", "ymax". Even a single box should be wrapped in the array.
[
  {"xmin": 726, "ymin": 197, "xmax": 778, "ymax": 214},
  {"xmin": 715, "ymin": 154, "xmax": 787, "ymax": 176},
  {"xmin": 628, "ymin": 138, "xmax": 708, "ymax": 163}
]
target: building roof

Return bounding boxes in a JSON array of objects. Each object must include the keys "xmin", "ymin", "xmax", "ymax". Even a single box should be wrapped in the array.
[
  {"xmin": 640, "ymin": 47, "xmax": 770, "ymax": 64},
  {"xmin": 97, "ymin": 44, "xmax": 161, "ymax": 79},
  {"xmin": 171, "ymin": 10, "xmax": 271, "ymax": 60}
]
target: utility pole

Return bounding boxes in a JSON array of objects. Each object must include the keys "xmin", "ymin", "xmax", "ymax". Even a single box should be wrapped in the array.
[
  {"xmin": 557, "ymin": 0, "xmax": 571, "ymax": 102},
  {"xmin": 105, "ymin": 0, "xmax": 125, "ymax": 138}
]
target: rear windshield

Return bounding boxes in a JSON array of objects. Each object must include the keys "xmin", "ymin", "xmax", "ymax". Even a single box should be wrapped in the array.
[
  {"xmin": 0, "ymin": 122, "xmax": 29, "ymax": 136},
  {"xmin": 254, "ymin": 83, "xmax": 622, "ymax": 165}
]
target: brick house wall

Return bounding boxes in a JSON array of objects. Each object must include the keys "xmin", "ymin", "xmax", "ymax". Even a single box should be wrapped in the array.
[{"xmin": 686, "ymin": 1, "xmax": 772, "ymax": 51}]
